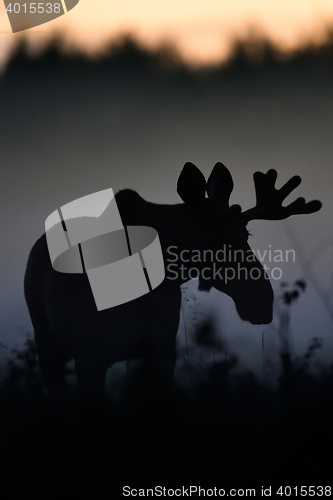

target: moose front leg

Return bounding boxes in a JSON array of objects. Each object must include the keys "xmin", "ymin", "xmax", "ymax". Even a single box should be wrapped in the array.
[{"xmin": 149, "ymin": 335, "xmax": 177, "ymax": 392}]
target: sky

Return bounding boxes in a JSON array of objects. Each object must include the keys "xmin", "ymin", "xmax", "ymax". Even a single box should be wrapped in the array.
[{"xmin": 1, "ymin": 0, "xmax": 333, "ymax": 68}]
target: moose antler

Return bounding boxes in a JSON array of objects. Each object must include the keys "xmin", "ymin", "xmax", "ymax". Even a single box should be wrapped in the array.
[{"xmin": 240, "ymin": 169, "xmax": 322, "ymax": 224}]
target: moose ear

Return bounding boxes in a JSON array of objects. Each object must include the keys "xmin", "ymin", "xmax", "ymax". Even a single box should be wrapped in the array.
[
  {"xmin": 177, "ymin": 162, "xmax": 206, "ymax": 206},
  {"xmin": 207, "ymin": 162, "xmax": 234, "ymax": 209}
]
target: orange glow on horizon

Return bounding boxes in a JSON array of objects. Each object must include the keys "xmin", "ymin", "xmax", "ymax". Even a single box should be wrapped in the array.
[{"xmin": 1, "ymin": 0, "xmax": 333, "ymax": 67}]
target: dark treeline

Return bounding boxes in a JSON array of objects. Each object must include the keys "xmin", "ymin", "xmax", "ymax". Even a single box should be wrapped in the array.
[{"xmin": 3, "ymin": 29, "xmax": 333, "ymax": 85}]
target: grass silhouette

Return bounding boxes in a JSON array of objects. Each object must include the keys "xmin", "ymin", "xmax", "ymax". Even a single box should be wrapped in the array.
[{"xmin": 0, "ymin": 299, "xmax": 332, "ymax": 497}]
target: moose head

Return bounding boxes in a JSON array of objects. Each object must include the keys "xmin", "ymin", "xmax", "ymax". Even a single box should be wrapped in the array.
[{"xmin": 175, "ymin": 162, "xmax": 322, "ymax": 325}]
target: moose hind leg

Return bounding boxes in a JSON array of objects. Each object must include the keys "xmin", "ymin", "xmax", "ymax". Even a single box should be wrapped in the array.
[
  {"xmin": 75, "ymin": 357, "xmax": 107, "ymax": 406},
  {"xmin": 34, "ymin": 324, "xmax": 69, "ymax": 409}
]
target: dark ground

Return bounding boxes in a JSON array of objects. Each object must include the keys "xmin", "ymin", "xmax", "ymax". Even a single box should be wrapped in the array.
[{"xmin": 0, "ymin": 328, "xmax": 332, "ymax": 497}]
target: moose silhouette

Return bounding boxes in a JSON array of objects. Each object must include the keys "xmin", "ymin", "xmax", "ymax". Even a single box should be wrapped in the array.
[{"xmin": 24, "ymin": 163, "xmax": 321, "ymax": 404}]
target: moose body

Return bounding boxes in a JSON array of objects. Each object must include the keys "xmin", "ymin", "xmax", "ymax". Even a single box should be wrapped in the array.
[{"xmin": 24, "ymin": 163, "xmax": 321, "ymax": 402}]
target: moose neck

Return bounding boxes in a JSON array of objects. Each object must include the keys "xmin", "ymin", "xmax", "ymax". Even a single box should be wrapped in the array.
[{"xmin": 116, "ymin": 190, "xmax": 203, "ymax": 287}]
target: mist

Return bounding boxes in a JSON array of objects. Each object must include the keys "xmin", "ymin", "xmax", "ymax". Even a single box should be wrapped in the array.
[{"xmin": 0, "ymin": 35, "xmax": 332, "ymax": 377}]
